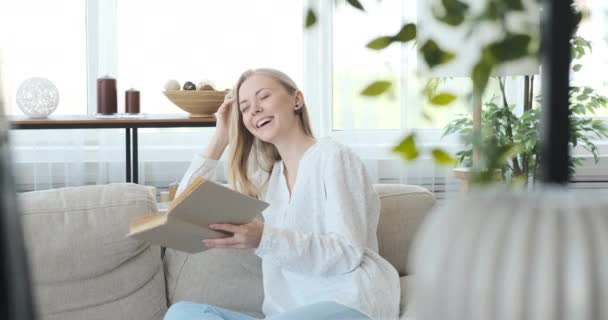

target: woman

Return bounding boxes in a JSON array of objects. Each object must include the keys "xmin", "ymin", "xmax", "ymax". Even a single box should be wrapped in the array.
[{"xmin": 164, "ymin": 68, "xmax": 400, "ymax": 320}]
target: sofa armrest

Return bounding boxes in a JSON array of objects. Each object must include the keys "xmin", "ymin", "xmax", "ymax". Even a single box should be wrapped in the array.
[
  {"xmin": 374, "ymin": 184, "xmax": 435, "ymax": 276},
  {"xmin": 19, "ymin": 183, "xmax": 167, "ymax": 320}
]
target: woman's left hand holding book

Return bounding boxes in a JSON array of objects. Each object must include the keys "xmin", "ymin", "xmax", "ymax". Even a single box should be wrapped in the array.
[{"xmin": 203, "ymin": 218, "xmax": 264, "ymax": 249}]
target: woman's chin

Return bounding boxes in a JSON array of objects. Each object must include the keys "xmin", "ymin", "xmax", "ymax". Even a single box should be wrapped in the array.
[{"xmin": 253, "ymin": 131, "xmax": 277, "ymax": 144}]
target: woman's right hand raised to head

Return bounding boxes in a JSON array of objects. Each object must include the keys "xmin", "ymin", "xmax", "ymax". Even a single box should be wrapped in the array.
[
  {"xmin": 214, "ymin": 90, "xmax": 234, "ymax": 139},
  {"xmin": 204, "ymin": 91, "xmax": 234, "ymax": 160}
]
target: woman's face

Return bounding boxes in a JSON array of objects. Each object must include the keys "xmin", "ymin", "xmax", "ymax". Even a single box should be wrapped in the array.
[{"xmin": 238, "ymin": 74, "xmax": 302, "ymax": 144}]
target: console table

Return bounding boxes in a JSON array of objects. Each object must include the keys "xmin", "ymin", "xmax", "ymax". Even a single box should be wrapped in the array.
[{"xmin": 8, "ymin": 114, "xmax": 216, "ymax": 184}]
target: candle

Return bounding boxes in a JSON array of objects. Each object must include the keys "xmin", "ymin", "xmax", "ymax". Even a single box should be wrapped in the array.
[
  {"xmin": 125, "ymin": 89, "xmax": 140, "ymax": 114},
  {"xmin": 97, "ymin": 77, "xmax": 117, "ymax": 115}
]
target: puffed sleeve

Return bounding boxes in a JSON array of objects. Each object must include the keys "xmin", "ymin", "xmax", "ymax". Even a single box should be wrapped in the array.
[{"xmin": 255, "ymin": 147, "xmax": 380, "ymax": 276}]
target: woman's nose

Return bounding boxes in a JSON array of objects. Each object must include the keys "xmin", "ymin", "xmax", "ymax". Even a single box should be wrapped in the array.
[{"xmin": 251, "ymin": 102, "xmax": 263, "ymax": 115}]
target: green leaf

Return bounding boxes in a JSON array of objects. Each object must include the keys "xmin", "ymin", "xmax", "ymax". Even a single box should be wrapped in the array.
[
  {"xmin": 361, "ymin": 81, "xmax": 392, "ymax": 96},
  {"xmin": 505, "ymin": 0, "xmax": 525, "ymax": 10},
  {"xmin": 422, "ymin": 111, "xmax": 433, "ymax": 122},
  {"xmin": 573, "ymin": 36, "xmax": 592, "ymax": 51},
  {"xmin": 472, "ymin": 59, "xmax": 492, "ymax": 94},
  {"xmin": 346, "ymin": 0, "xmax": 365, "ymax": 11},
  {"xmin": 393, "ymin": 23, "xmax": 416, "ymax": 43},
  {"xmin": 393, "ymin": 134, "xmax": 419, "ymax": 160},
  {"xmin": 573, "ymin": 64, "xmax": 582, "ymax": 72},
  {"xmin": 433, "ymin": 0, "xmax": 469, "ymax": 26},
  {"xmin": 576, "ymin": 46, "xmax": 586, "ymax": 58},
  {"xmin": 432, "ymin": 148, "xmax": 455, "ymax": 165},
  {"xmin": 430, "ymin": 93, "xmax": 457, "ymax": 106},
  {"xmin": 420, "ymin": 40, "xmax": 456, "ymax": 68},
  {"xmin": 574, "ymin": 10, "xmax": 583, "ymax": 32},
  {"xmin": 366, "ymin": 36, "xmax": 392, "ymax": 50},
  {"xmin": 488, "ymin": 34, "xmax": 531, "ymax": 62},
  {"xmin": 583, "ymin": 87, "xmax": 593, "ymax": 95},
  {"xmin": 305, "ymin": 9, "xmax": 317, "ymax": 28},
  {"xmin": 498, "ymin": 144, "xmax": 522, "ymax": 164}
]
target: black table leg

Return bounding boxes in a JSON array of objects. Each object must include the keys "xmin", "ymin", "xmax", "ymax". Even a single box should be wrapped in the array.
[
  {"xmin": 126, "ymin": 128, "xmax": 131, "ymax": 183},
  {"xmin": 133, "ymin": 128, "xmax": 138, "ymax": 184}
]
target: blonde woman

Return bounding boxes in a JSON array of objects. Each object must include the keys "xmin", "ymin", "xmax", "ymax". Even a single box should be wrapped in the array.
[{"xmin": 164, "ymin": 68, "xmax": 399, "ymax": 320}]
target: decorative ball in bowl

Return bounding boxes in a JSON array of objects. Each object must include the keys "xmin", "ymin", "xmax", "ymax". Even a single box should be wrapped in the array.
[{"xmin": 163, "ymin": 90, "xmax": 226, "ymax": 117}]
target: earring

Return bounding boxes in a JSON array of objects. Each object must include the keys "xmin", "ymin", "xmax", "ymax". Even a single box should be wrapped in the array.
[{"xmin": 294, "ymin": 104, "xmax": 302, "ymax": 114}]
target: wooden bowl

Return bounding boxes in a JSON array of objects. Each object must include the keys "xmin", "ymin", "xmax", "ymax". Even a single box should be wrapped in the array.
[{"xmin": 163, "ymin": 90, "xmax": 226, "ymax": 117}]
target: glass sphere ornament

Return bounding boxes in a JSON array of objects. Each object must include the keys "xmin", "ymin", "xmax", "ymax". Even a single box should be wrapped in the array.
[{"xmin": 16, "ymin": 77, "xmax": 59, "ymax": 118}]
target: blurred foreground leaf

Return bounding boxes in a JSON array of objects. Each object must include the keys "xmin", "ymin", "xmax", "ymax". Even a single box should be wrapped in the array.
[
  {"xmin": 361, "ymin": 81, "xmax": 392, "ymax": 96},
  {"xmin": 432, "ymin": 148, "xmax": 455, "ymax": 165},
  {"xmin": 430, "ymin": 93, "xmax": 457, "ymax": 106},
  {"xmin": 305, "ymin": 9, "xmax": 317, "ymax": 28},
  {"xmin": 393, "ymin": 134, "xmax": 419, "ymax": 160}
]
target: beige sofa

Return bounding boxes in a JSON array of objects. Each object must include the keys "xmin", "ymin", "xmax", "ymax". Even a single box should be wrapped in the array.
[{"xmin": 18, "ymin": 183, "xmax": 434, "ymax": 320}]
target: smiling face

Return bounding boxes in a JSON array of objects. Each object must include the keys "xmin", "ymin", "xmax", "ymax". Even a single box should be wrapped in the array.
[{"xmin": 237, "ymin": 74, "xmax": 303, "ymax": 144}]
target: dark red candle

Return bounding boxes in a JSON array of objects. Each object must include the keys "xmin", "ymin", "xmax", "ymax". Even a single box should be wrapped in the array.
[
  {"xmin": 97, "ymin": 77, "xmax": 117, "ymax": 115},
  {"xmin": 125, "ymin": 89, "xmax": 140, "ymax": 114}
]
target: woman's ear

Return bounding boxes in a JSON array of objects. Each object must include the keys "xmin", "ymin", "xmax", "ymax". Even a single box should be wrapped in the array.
[{"xmin": 294, "ymin": 90, "xmax": 305, "ymax": 110}]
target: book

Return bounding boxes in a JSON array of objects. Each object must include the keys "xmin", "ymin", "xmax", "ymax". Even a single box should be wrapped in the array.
[{"xmin": 127, "ymin": 177, "xmax": 269, "ymax": 253}]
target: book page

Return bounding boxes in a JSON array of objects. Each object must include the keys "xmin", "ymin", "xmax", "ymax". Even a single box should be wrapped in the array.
[
  {"xmin": 128, "ymin": 216, "xmax": 227, "ymax": 253},
  {"xmin": 128, "ymin": 213, "xmax": 167, "ymax": 234},
  {"xmin": 169, "ymin": 180, "xmax": 269, "ymax": 228}
]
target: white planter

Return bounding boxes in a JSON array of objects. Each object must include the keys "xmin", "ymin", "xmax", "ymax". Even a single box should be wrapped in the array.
[{"xmin": 410, "ymin": 187, "xmax": 608, "ymax": 320}]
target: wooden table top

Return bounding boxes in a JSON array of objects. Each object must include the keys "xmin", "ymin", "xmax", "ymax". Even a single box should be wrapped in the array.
[{"xmin": 7, "ymin": 114, "xmax": 217, "ymax": 129}]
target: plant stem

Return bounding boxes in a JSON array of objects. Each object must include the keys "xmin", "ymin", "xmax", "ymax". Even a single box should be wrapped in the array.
[
  {"xmin": 522, "ymin": 76, "xmax": 532, "ymax": 182},
  {"xmin": 498, "ymin": 77, "xmax": 522, "ymax": 176},
  {"xmin": 473, "ymin": 85, "xmax": 483, "ymax": 165}
]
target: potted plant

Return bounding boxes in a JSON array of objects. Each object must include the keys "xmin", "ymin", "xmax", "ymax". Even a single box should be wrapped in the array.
[{"xmin": 442, "ymin": 34, "xmax": 608, "ymax": 185}]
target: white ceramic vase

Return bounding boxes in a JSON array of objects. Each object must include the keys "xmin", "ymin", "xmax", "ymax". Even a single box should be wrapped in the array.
[{"xmin": 410, "ymin": 187, "xmax": 608, "ymax": 320}]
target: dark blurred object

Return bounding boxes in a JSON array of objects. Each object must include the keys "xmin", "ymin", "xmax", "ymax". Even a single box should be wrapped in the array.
[
  {"xmin": 97, "ymin": 77, "xmax": 117, "ymax": 115},
  {"xmin": 540, "ymin": 0, "xmax": 573, "ymax": 184},
  {"xmin": 125, "ymin": 89, "xmax": 140, "ymax": 114},
  {"xmin": 0, "ymin": 70, "xmax": 36, "ymax": 318},
  {"xmin": 182, "ymin": 81, "xmax": 196, "ymax": 90}
]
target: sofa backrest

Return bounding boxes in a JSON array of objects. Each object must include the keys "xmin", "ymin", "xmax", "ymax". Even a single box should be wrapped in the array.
[
  {"xmin": 164, "ymin": 183, "xmax": 435, "ymax": 315},
  {"xmin": 19, "ymin": 183, "xmax": 167, "ymax": 320}
]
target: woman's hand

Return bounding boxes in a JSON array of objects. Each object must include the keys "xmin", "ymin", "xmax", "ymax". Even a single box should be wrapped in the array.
[
  {"xmin": 214, "ymin": 90, "xmax": 234, "ymax": 140},
  {"xmin": 203, "ymin": 218, "xmax": 264, "ymax": 249},
  {"xmin": 203, "ymin": 91, "xmax": 233, "ymax": 159}
]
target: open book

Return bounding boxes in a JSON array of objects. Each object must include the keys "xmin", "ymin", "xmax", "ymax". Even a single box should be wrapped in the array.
[{"xmin": 127, "ymin": 177, "xmax": 269, "ymax": 253}]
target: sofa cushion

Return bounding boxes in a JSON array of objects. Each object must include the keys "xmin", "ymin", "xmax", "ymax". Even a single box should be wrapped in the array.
[
  {"xmin": 164, "ymin": 248, "xmax": 264, "ymax": 318},
  {"xmin": 399, "ymin": 276, "xmax": 414, "ymax": 319},
  {"xmin": 375, "ymin": 184, "xmax": 435, "ymax": 276},
  {"xmin": 19, "ymin": 183, "xmax": 167, "ymax": 320}
]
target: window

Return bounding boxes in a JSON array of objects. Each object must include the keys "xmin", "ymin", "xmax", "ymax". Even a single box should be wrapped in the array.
[
  {"xmin": 572, "ymin": 0, "xmax": 608, "ymax": 117},
  {"xmin": 0, "ymin": 0, "xmax": 87, "ymax": 115},
  {"xmin": 331, "ymin": 0, "xmax": 473, "ymax": 133},
  {"xmin": 332, "ymin": 0, "xmax": 403, "ymax": 130},
  {"xmin": 3, "ymin": 0, "xmax": 305, "ymax": 192},
  {"xmin": 116, "ymin": 0, "xmax": 303, "ymax": 114}
]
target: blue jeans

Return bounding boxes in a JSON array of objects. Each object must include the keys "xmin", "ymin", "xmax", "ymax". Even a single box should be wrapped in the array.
[{"xmin": 164, "ymin": 301, "xmax": 370, "ymax": 320}]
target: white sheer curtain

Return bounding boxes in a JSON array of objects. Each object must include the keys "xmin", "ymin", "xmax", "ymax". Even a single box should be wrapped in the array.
[{"xmin": 9, "ymin": 130, "xmax": 123, "ymax": 191}]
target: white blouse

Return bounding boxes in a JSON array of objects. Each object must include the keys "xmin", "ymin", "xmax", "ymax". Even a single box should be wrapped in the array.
[{"xmin": 177, "ymin": 138, "xmax": 400, "ymax": 319}]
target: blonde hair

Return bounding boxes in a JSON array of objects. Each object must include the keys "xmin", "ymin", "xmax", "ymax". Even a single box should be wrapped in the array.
[{"xmin": 228, "ymin": 68, "xmax": 314, "ymax": 199}]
